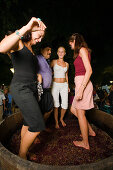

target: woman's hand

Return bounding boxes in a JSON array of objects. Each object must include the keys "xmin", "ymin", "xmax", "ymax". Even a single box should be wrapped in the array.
[
  {"xmin": 25, "ymin": 17, "xmax": 47, "ymax": 32},
  {"xmin": 76, "ymin": 86, "xmax": 84, "ymax": 101},
  {"xmin": 0, "ymin": 17, "xmax": 46, "ymax": 54}
]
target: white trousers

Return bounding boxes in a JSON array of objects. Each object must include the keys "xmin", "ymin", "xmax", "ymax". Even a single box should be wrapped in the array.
[{"xmin": 51, "ymin": 82, "xmax": 68, "ymax": 109}]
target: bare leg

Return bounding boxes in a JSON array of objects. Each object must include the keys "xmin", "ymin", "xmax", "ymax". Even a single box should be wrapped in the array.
[
  {"xmin": 71, "ymin": 106, "xmax": 96, "ymax": 136},
  {"xmin": 70, "ymin": 106, "xmax": 78, "ymax": 117},
  {"xmin": 21, "ymin": 125, "xmax": 29, "ymax": 139},
  {"xmin": 21, "ymin": 125, "xmax": 40, "ymax": 147},
  {"xmin": 44, "ymin": 109, "xmax": 53, "ymax": 132},
  {"xmin": 30, "ymin": 109, "xmax": 53, "ymax": 148},
  {"xmin": 19, "ymin": 130, "xmax": 40, "ymax": 159},
  {"xmin": 44, "ymin": 109, "xmax": 53, "ymax": 122},
  {"xmin": 60, "ymin": 108, "xmax": 66, "ymax": 127},
  {"xmin": 73, "ymin": 109, "xmax": 89, "ymax": 149},
  {"xmin": 54, "ymin": 107, "xmax": 59, "ymax": 128}
]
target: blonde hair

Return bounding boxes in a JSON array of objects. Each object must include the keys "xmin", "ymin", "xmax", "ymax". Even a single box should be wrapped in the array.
[{"xmin": 57, "ymin": 46, "xmax": 66, "ymax": 52}]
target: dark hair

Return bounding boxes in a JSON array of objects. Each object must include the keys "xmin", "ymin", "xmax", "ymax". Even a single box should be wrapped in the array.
[
  {"xmin": 40, "ymin": 42, "xmax": 52, "ymax": 50},
  {"xmin": 22, "ymin": 32, "xmax": 32, "ymax": 42},
  {"xmin": 69, "ymin": 33, "xmax": 91, "ymax": 59},
  {"xmin": 7, "ymin": 31, "xmax": 13, "ymax": 35}
]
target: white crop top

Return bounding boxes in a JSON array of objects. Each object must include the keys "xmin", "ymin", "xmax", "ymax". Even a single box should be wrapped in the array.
[{"xmin": 53, "ymin": 63, "xmax": 68, "ymax": 78}]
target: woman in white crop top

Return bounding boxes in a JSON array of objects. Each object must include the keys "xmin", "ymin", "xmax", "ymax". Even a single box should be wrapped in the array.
[{"xmin": 51, "ymin": 47, "xmax": 69, "ymax": 129}]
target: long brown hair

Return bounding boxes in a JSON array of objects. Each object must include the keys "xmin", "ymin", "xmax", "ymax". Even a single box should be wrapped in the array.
[
  {"xmin": 22, "ymin": 32, "xmax": 32, "ymax": 42},
  {"xmin": 69, "ymin": 33, "xmax": 91, "ymax": 59}
]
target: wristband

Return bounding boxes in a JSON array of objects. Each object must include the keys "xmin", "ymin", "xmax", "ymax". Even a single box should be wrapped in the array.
[
  {"xmin": 37, "ymin": 18, "xmax": 41, "ymax": 21},
  {"xmin": 15, "ymin": 30, "xmax": 23, "ymax": 40}
]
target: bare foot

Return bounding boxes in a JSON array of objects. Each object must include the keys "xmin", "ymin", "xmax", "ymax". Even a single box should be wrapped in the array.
[
  {"xmin": 33, "ymin": 137, "xmax": 40, "ymax": 144},
  {"xmin": 60, "ymin": 120, "xmax": 66, "ymax": 127},
  {"xmin": 28, "ymin": 152, "xmax": 37, "ymax": 161},
  {"xmin": 80, "ymin": 131, "xmax": 96, "ymax": 137},
  {"xmin": 73, "ymin": 140, "xmax": 90, "ymax": 150},
  {"xmin": 55, "ymin": 123, "xmax": 60, "ymax": 129},
  {"xmin": 89, "ymin": 130, "xmax": 96, "ymax": 137},
  {"xmin": 45, "ymin": 128, "xmax": 52, "ymax": 133},
  {"xmin": 18, "ymin": 153, "xmax": 27, "ymax": 160},
  {"xmin": 29, "ymin": 137, "xmax": 40, "ymax": 152}
]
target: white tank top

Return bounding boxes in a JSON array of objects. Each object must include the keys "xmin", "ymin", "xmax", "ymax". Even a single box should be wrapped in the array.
[{"xmin": 53, "ymin": 62, "xmax": 68, "ymax": 78}]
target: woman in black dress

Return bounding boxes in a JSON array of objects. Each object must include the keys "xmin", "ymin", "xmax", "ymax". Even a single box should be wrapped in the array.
[{"xmin": 0, "ymin": 17, "xmax": 46, "ymax": 159}]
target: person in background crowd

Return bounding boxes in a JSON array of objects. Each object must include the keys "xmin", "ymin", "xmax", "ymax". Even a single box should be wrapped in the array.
[
  {"xmin": 0, "ymin": 17, "xmax": 46, "ymax": 159},
  {"xmin": 0, "ymin": 84, "xmax": 4, "ymax": 93},
  {"xmin": 95, "ymin": 84, "xmax": 105, "ymax": 109},
  {"xmin": 0, "ymin": 90, "xmax": 5, "ymax": 121},
  {"xmin": 51, "ymin": 46, "xmax": 69, "ymax": 129},
  {"xmin": 7, "ymin": 88, "xmax": 13, "ymax": 115},
  {"xmin": 102, "ymin": 84, "xmax": 110, "ymax": 94},
  {"xmin": 3, "ymin": 87, "xmax": 9, "ymax": 119},
  {"xmin": 93, "ymin": 85, "xmax": 100, "ymax": 109},
  {"xmin": 69, "ymin": 33, "xmax": 96, "ymax": 150},
  {"xmin": 36, "ymin": 43, "xmax": 54, "ymax": 121},
  {"xmin": 108, "ymin": 84, "xmax": 113, "ymax": 113}
]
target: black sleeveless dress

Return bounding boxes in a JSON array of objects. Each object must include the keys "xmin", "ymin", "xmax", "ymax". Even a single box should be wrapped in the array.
[{"xmin": 10, "ymin": 45, "xmax": 45, "ymax": 132}]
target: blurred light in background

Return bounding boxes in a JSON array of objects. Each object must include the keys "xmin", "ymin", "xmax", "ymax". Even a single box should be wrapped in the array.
[{"xmin": 10, "ymin": 68, "xmax": 14, "ymax": 74}]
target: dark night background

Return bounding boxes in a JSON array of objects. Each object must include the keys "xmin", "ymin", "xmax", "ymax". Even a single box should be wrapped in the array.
[{"xmin": 0, "ymin": 0, "xmax": 113, "ymax": 86}]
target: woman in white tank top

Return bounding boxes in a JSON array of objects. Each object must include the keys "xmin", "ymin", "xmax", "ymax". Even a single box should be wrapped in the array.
[{"xmin": 51, "ymin": 47, "xmax": 69, "ymax": 129}]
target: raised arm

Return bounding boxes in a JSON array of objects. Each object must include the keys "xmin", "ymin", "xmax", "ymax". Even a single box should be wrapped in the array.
[
  {"xmin": 0, "ymin": 26, "xmax": 27, "ymax": 53},
  {"xmin": 0, "ymin": 17, "xmax": 46, "ymax": 54}
]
